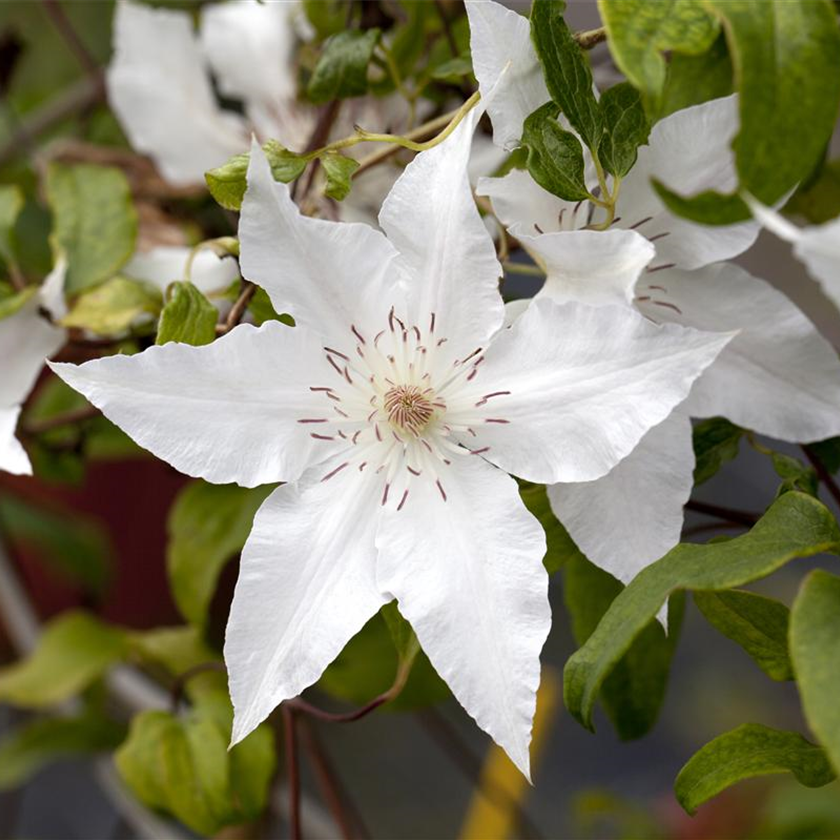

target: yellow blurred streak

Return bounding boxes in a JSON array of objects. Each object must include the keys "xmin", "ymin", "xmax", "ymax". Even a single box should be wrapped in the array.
[{"xmin": 458, "ymin": 667, "xmax": 561, "ymax": 840}]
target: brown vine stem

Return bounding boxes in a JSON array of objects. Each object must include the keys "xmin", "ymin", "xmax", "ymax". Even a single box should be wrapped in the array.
[
  {"xmin": 575, "ymin": 27, "xmax": 607, "ymax": 49},
  {"xmin": 41, "ymin": 0, "xmax": 104, "ymax": 87},
  {"xmin": 22, "ymin": 403, "xmax": 100, "ymax": 436},
  {"xmin": 684, "ymin": 499, "xmax": 759, "ymax": 528},
  {"xmin": 802, "ymin": 445, "xmax": 840, "ymax": 508},
  {"xmin": 282, "ymin": 706, "xmax": 302, "ymax": 840},
  {"xmin": 297, "ymin": 717, "xmax": 368, "ymax": 840},
  {"xmin": 216, "ymin": 281, "xmax": 256, "ymax": 335}
]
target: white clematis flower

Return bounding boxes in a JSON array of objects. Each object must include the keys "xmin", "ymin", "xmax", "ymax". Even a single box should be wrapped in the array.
[
  {"xmin": 124, "ymin": 245, "xmax": 240, "ymax": 299},
  {"xmin": 108, "ymin": 0, "xmax": 314, "ymax": 186},
  {"xmin": 0, "ymin": 260, "xmax": 67, "ymax": 475},
  {"xmin": 467, "ymin": 0, "xmax": 840, "ymax": 589},
  {"xmin": 746, "ymin": 197, "xmax": 840, "ymax": 313},
  {"xmin": 51, "ymin": 111, "xmax": 731, "ymax": 777},
  {"xmin": 466, "ymin": 0, "xmax": 760, "ymax": 271}
]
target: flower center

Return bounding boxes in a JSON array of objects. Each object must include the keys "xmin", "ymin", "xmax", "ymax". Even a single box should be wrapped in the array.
[{"xmin": 384, "ymin": 384, "xmax": 436, "ymax": 436}]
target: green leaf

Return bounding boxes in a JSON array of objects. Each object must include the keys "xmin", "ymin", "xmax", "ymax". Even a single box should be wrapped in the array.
[
  {"xmin": 692, "ymin": 417, "xmax": 743, "ymax": 485},
  {"xmin": 381, "ymin": 600, "xmax": 415, "ymax": 660},
  {"xmin": 790, "ymin": 569, "xmax": 840, "ymax": 774},
  {"xmin": 597, "ymin": 0, "xmax": 719, "ymax": 114},
  {"xmin": 247, "ymin": 287, "xmax": 293, "ymax": 326},
  {"xmin": 564, "ymin": 492, "xmax": 840, "ymax": 731},
  {"xmin": 0, "ymin": 495, "xmax": 112, "ymax": 597},
  {"xmin": 661, "ymin": 32, "xmax": 733, "ymax": 118},
  {"xmin": 694, "ymin": 589, "xmax": 793, "ymax": 680},
  {"xmin": 0, "ymin": 285, "xmax": 36, "ymax": 321},
  {"xmin": 519, "ymin": 482, "xmax": 585, "ymax": 573},
  {"xmin": 302, "ymin": 0, "xmax": 346, "ymax": 39},
  {"xmin": 205, "ymin": 140, "xmax": 307, "ymax": 212},
  {"xmin": 521, "ymin": 103, "xmax": 590, "ymax": 202},
  {"xmin": 61, "ymin": 276, "xmax": 161, "ymax": 337},
  {"xmin": 651, "ymin": 182, "xmax": 750, "ymax": 225},
  {"xmin": 712, "ymin": 0, "xmax": 840, "ymax": 206},
  {"xmin": 156, "ymin": 281, "xmax": 218, "ymax": 346},
  {"xmin": 806, "ymin": 438, "xmax": 840, "ymax": 475},
  {"xmin": 564, "ymin": 554, "xmax": 684, "ymax": 739},
  {"xmin": 430, "ymin": 55, "xmax": 473, "ymax": 81},
  {"xmin": 0, "ymin": 714, "xmax": 125, "ymax": 790},
  {"xmin": 46, "ymin": 163, "xmax": 138, "ymax": 294},
  {"xmin": 787, "ymin": 159, "xmax": 840, "ymax": 224},
  {"xmin": 130, "ymin": 626, "xmax": 225, "ymax": 701},
  {"xmin": 598, "ymin": 82, "xmax": 650, "ymax": 178},
  {"xmin": 654, "ymin": 0, "xmax": 840, "ymax": 223},
  {"xmin": 530, "ymin": 0, "xmax": 603, "ymax": 151},
  {"xmin": 0, "ymin": 183, "xmax": 24, "ymax": 266},
  {"xmin": 167, "ymin": 481, "xmax": 275, "ymax": 628},
  {"xmin": 321, "ymin": 152, "xmax": 360, "ymax": 201},
  {"xmin": 675, "ymin": 724, "xmax": 836, "ymax": 815},
  {"xmin": 318, "ymin": 609, "xmax": 449, "ymax": 711},
  {"xmin": 115, "ymin": 692, "xmax": 275, "ymax": 835},
  {"xmin": 307, "ymin": 29, "xmax": 381, "ymax": 104},
  {"xmin": 0, "ymin": 612, "xmax": 129, "ymax": 708},
  {"xmin": 771, "ymin": 452, "xmax": 819, "ymax": 499}
]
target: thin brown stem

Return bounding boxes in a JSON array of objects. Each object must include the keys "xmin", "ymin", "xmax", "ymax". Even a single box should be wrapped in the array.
[
  {"xmin": 217, "ymin": 282, "xmax": 256, "ymax": 335},
  {"xmin": 282, "ymin": 706, "xmax": 302, "ymax": 840},
  {"xmin": 685, "ymin": 499, "xmax": 759, "ymax": 528},
  {"xmin": 286, "ymin": 693, "xmax": 389, "ymax": 724},
  {"xmin": 294, "ymin": 99, "xmax": 343, "ymax": 202},
  {"xmin": 297, "ymin": 717, "xmax": 368, "ymax": 840},
  {"xmin": 434, "ymin": 0, "xmax": 460, "ymax": 57},
  {"xmin": 802, "ymin": 445, "xmax": 840, "ymax": 508},
  {"xmin": 41, "ymin": 0, "xmax": 103, "ymax": 85},
  {"xmin": 0, "ymin": 77, "xmax": 102, "ymax": 165},
  {"xmin": 575, "ymin": 27, "xmax": 607, "ymax": 50},
  {"xmin": 22, "ymin": 404, "xmax": 100, "ymax": 436}
]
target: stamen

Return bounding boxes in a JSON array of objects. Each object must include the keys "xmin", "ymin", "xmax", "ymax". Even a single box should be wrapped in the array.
[
  {"xmin": 321, "ymin": 462, "xmax": 348, "ymax": 482},
  {"xmin": 436, "ymin": 479, "xmax": 447, "ymax": 501},
  {"xmin": 298, "ymin": 418, "xmax": 328, "ymax": 424},
  {"xmin": 485, "ymin": 418, "xmax": 510, "ymax": 424},
  {"xmin": 397, "ymin": 489, "xmax": 409, "ymax": 511},
  {"xmin": 475, "ymin": 390, "xmax": 511, "ymax": 406},
  {"xmin": 647, "ymin": 263, "xmax": 676, "ymax": 273},
  {"xmin": 351, "ymin": 325, "xmax": 366, "ymax": 344},
  {"xmin": 324, "ymin": 346, "xmax": 350, "ymax": 361},
  {"xmin": 311, "ymin": 433, "xmax": 335, "ymax": 440},
  {"xmin": 629, "ymin": 216, "xmax": 653, "ymax": 229},
  {"xmin": 648, "ymin": 232, "xmax": 670, "ymax": 242}
]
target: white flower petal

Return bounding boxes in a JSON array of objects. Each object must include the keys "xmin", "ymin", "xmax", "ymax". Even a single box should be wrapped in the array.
[
  {"xmin": 107, "ymin": 0, "xmax": 247, "ymax": 185},
  {"xmin": 0, "ymin": 297, "xmax": 64, "ymax": 408},
  {"xmin": 748, "ymin": 198, "xmax": 840, "ymax": 312},
  {"xmin": 636, "ymin": 263, "xmax": 840, "ymax": 442},
  {"xmin": 227, "ymin": 461, "xmax": 387, "ymax": 745},
  {"xmin": 503, "ymin": 298, "xmax": 531, "ymax": 328},
  {"xmin": 477, "ymin": 169, "xmax": 574, "ymax": 238},
  {"xmin": 200, "ymin": 0, "xmax": 296, "ymax": 111},
  {"xmin": 378, "ymin": 109, "xmax": 503, "ymax": 357},
  {"xmin": 199, "ymin": 0, "xmax": 314, "ymax": 148},
  {"xmin": 795, "ymin": 219, "xmax": 840, "ymax": 309},
  {"xmin": 39, "ymin": 256, "xmax": 67, "ymax": 321},
  {"xmin": 375, "ymin": 455, "xmax": 549, "ymax": 779},
  {"xmin": 465, "ymin": 0, "xmax": 549, "ymax": 150},
  {"xmin": 520, "ymin": 228, "xmax": 654, "ymax": 307},
  {"xmin": 458, "ymin": 298, "xmax": 731, "ymax": 484},
  {"xmin": 124, "ymin": 246, "xmax": 239, "ymax": 296},
  {"xmin": 239, "ymin": 139, "xmax": 400, "ymax": 343},
  {"xmin": 617, "ymin": 96, "xmax": 760, "ymax": 269},
  {"xmin": 0, "ymin": 407, "xmax": 31, "ymax": 476},
  {"xmin": 49, "ymin": 322, "xmax": 341, "ymax": 487},
  {"xmin": 548, "ymin": 412, "xmax": 693, "ymax": 586}
]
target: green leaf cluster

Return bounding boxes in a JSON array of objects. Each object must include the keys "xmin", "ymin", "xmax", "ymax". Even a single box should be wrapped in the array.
[
  {"xmin": 115, "ymin": 692, "xmax": 275, "ymax": 836},
  {"xmin": 46, "ymin": 163, "xmax": 137, "ymax": 294},
  {"xmin": 526, "ymin": 1, "xmax": 650, "ymax": 201}
]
